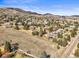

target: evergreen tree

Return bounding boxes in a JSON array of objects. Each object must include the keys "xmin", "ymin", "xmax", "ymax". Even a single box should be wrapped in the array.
[
  {"xmin": 40, "ymin": 51, "xmax": 50, "ymax": 58},
  {"xmin": 77, "ymin": 43, "xmax": 79, "ymax": 48},
  {"xmin": 74, "ymin": 48, "xmax": 79, "ymax": 57},
  {"xmin": 0, "ymin": 49, "xmax": 2, "ymax": 57},
  {"xmin": 4, "ymin": 41, "xmax": 12, "ymax": 52}
]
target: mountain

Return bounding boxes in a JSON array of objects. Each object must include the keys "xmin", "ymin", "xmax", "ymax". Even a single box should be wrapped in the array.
[
  {"xmin": 8, "ymin": 8, "xmax": 42, "ymax": 15},
  {"xmin": 43, "ymin": 13, "xmax": 53, "ymax": 15},
  {"xmin": 72, "ymin": 15, "xmax": 79, "ymax": 17}
]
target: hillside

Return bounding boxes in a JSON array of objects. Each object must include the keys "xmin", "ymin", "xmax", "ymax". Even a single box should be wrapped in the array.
[{"xmin": 0, "ymin": 8, "xmax": 79, "ymax": 58}]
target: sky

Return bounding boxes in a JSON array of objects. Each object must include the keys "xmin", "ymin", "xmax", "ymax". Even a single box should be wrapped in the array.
[{"xmin": 0, "ymin": 0, "xmax": 79, "ymax": 15}]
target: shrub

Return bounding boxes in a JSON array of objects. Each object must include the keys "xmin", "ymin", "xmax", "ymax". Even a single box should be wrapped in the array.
[{"xmin": 32, "ymin": 31, "xmax": 39, "ymax": 35}]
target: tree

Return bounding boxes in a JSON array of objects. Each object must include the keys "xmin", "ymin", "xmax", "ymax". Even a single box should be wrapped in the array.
[
  {"xmin": 52, "ymin": 38, "xmax": 57, "ymax": 43},
  {"xmin": 64, "ymin": 35, "xmax": 71, "ymax": 42},
  {"xmin": 4, "ymin": 41, "xmax": 12, "ymax": 52},
  {"xmin": 74, "ymin": 48, "xmax": 79, "ymax": 57},
  {"xmin": 57, "ymin": 40, "xmax": 68, "ymax": 47},
  {"xmin": 40, "ymin": 51, "xmax": 50, "ymax": 58},
  {"xmin": 71, "ymin": 30, "xmax": 77, "ymax": 37},
  {"xmin": 23, "ymin": 24, "xmax": 29, "ymax": 30},
  {"xmin": 49, "ymin": 26, "xmax": 53, "ymax": 32},
  {"xmin": 43, "ymin": 29, "xmax": 47, "ymax": 34},
  {"xmin": 0, "ymin": 49, "xmax": 2, "ymax": 57},
  {"xmin": 66, "ymin": 35, "xmax": 71, "ymax": 41},
  {"xmin": 32, "ymin": 31, "xmax": 39, "ymax": 35},
  {"xmin": 58, "ymin": 33, "xmax": 63, "ymax": 38},
  {"xmin": 62, "ymin": 40, "xmax": 68, "ymax": 47},
  {"xmin": 71, "ymin": 27, "xmax": 78, "ymax": 37},
  {"xmin": 77, "ymin": 43, "xmax": 79, "ymax": 48},
  {"xmin": 57, "ymin": 45, "xmax": 60, "ymax": 49},
  {"xmin": 15, "ymin": 25, "xmax": 20, "ymax": 30},
  {"xmin": 39, "ymin": 27, "xmax": 44, "ymax": 37}
]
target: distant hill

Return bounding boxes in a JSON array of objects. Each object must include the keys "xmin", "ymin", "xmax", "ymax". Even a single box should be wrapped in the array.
[
  {"xmin": 43, "ymin": 13, "xmax": 53, "ymax": 15},
  {"xmin": 0, "ymin": 7, "xmax": 79, "ymax": 20},
  {"xmin": 6, "ymin": 8, "xmax": 42, "ymax": 15},
  {"xmin": 72, "ymin": 15, "xmax": 79, "ymax": 17}
]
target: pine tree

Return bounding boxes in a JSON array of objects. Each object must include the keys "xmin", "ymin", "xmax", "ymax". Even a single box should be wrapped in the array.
[
  {"xmin": 4, "ymin": 41, "xmax": 12, "ymax": 52},
  {"xmin": 0, "ymin": 49, "xmax": 2, "ymax": 57},
  {"xmin": 39, "ymin": 27, "xmax": 44, "ymax": 37},
  {"xmin": 40, "ymin": 51, "xmax": 50, "ymax": 58}
]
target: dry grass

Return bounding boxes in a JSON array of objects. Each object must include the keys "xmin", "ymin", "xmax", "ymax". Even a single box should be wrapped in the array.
[{"xmin": 0, "ymin": 27, "xmax": 57, "ymax": 57}]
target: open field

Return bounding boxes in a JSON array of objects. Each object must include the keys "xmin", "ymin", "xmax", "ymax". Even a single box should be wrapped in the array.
[{"xmin": 0, "ymin": 26, "xmax": 57, "ymax": 57}]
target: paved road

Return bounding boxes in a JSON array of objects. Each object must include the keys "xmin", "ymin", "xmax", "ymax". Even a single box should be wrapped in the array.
[{"xmin": 61, "ymin": 34, "xmax": 79, "ymax": 58}]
